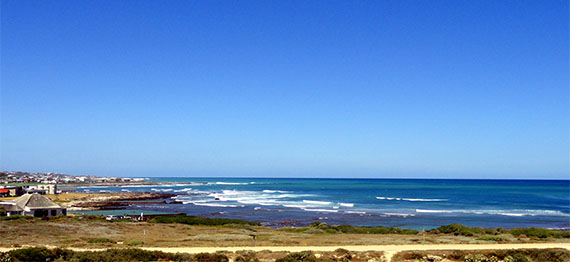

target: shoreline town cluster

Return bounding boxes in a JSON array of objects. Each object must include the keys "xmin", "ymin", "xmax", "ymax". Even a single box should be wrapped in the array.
[
  {"xmin": 0, "ymin": 171, "xmax": 143, "ymax": 185},
  {"xmin": 0, "ymin": 171, "xmax": 144, "ymax": 197}
]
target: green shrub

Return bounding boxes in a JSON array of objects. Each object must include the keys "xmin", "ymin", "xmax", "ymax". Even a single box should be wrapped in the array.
[
  {"xmin": 464, "ymin": 254, "xmax": 499, "ymax": 262},
  {"xmin": 532, "ymin": 249, "xmax": 570, "ymax": 262},
  {"xmin": 430, "ymin": 224, "xmax": 570, "ymax": 239},
  {"xmin": 149, "ymin": 215, "xmax": 260, "ymax": 226},
  {"xmin": 125, "ymin": 240, "xmax": 144, "ymax": 246},
  {"xmin": 398, "ymin": 249, "xmax": 570, "ymax": 262},
  {"xmin": 9, "ymin": 247, "xmax": 54, "ymax": 262},
  {"xmin": 509, "ymin": 228, "xmax": 551, "ymax": 239},
  {"xmin": 52, "ymin": 248, "xmax": 74, "ymax": 260},
  {"xmin": 429, "ymin": 224, "xmax": 491, "ymax": 236},
  {"xmin": 504, "ymin": 253, "xmax": 530, "ymax": 262},
  {"xmin": 193, "ymin": 253, "xmax": 229, "ymax": 262},
  {"xmin": 449, "ymin": 250, "xmax": 466, "ymax": 259},
  {"xmin": 0, "ymin": 252, "xmax": 13, "ymax": 262},
  {"xmin": 235, "ymin": 251, "xmax": 259, "ymax": 262},
  {"xmin": 73, "ymin": 248, "xmax": 164, "ymax": 262},
  {"xmin": 3, "ymin": 247, "xmax": 196, "ymax": 262},
  {"xmin": 87, "ymin": 238, "xmax": 114, "ymax": 244},
  {"xmin": 508, "ymin": 228, "xmax": 570, "ymax": 239},
  {"xmin": 276, "ymin": 251, "xmax": 318, "ymax": 262},
  {"xmin": 409, "ymin": 252, "xmax": 423, "ymax": 259},
  {"xmin": 0, "ymin": 215, "xmax": 34, "ymax": 221},
  {"xmin": 7, "ymin": 247, "xmax": 73, "ymax": 261},
  {"xmin": 301, "ymin": 222, "xmax": 418, "ymax": 235},
  {"xmin": 476, "ymin": 235, "xmax": 506, "ymax": 242}
]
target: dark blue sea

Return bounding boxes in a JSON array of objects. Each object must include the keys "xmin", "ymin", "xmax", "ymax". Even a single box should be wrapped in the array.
[{"xmin": 74, "ymin": 178, "xmax": 570, "ymax": 230}]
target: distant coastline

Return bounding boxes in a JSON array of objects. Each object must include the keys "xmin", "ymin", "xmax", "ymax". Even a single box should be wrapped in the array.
[
  {"xmin": 67, "ymin": 177, "xmax": 570, "ymax": 230},
  {"xmin": 2, "ymin": 172, "xmax": 569, "ymax": 229}
]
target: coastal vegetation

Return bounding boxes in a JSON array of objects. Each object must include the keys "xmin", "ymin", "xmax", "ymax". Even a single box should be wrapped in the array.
[
  {"xmin": 274, "ymin": 251, "xmax": 319, "ymax": 262},
  {"xmin": 392, "ymin": 248, "xmax": 570, "ymax": 262},
  {"xmin": 0, "ymin": 247, "xmax": 201, "ymax": 262},
  {"xmin": 0, "ymin": 247, "xmax": 388, "ymax": 262},
  {"xmin": 272, "ymin": 250, "xmax": 381, "ymax": 262},
  {"xmin": 149, "ymin": 215, "xmax": 261, "ymax": 226},
  {"xmin": 0, "ymin": 215, "xmax": 34, "ymax": 221},
  {"xmin": 281, "ymin": 222, "xmax": 419, "ymax": 235},
  {"xmin": 2, "ymin": 247, "xmax": 568, "ymax": 262},
  {"xmin": 1, "ymin": 214, "xmax": 569, "ymax": 249},
  {"xmin": 86, "ymin": 238, "xmax": 115, "ymax": 244},
  {"xmin": 509, "ymin": 228, "xmax": 570, "ymax": 239},
  {"xmin": 475, "ymin": 235, "xmax": 507, "ymax": 242},
  {"xmin": 429, "ymin": 224, "xmax": 570, "ymax": 239}
]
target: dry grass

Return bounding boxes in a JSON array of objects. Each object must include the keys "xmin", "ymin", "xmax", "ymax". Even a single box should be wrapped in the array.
[
  {"xmin": 0, "ymin": 196, "xmax": 17, "ymax": 201},
  {"xmin": 0, "ymin": 219, "xmax": 480, "ymax": 249},
  {"xmin": 1, "ymin": 218, "xmax": 568, "ymax": 250},
  {"xmin": 47, "ymin": 192, "xmax": 111, "ymax": 202}
]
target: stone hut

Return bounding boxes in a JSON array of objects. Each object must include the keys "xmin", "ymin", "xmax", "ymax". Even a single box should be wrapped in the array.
[{"xmin": 11, "ymin": 193, "xmax": 66, "ymax": 217}]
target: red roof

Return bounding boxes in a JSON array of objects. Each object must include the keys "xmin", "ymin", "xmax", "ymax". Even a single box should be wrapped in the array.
[{"xmin": 0, "ymin": 189, "xmax": 9, "ymax": 193}]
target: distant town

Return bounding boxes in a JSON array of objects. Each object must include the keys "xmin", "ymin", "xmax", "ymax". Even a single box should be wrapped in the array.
[
  {"xmin": 0, "ymin": 171, "xmax": 144, "ymax": 185},
  {"xmin": 0, "ymin": 171, "xmax": 172, "ymax": 220},
  {"xmin": 0, "ymin": 171, "xmax": 146, "ymax": 198}
]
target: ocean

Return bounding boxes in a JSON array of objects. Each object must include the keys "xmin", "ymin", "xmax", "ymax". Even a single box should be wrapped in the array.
[{"xmin": 73, "ymin": 178, "xmax": 570, "ymax": 230}]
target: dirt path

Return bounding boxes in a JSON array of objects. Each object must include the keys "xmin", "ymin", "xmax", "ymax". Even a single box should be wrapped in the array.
[{"xmin": 1, "ymin": 243, "xmax": 569, "ymax": 261}]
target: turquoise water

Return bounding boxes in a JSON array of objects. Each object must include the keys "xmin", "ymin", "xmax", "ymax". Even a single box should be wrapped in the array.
[{"xmin": 76, "ymin": 178, "xmax": 570, "ymax": 230}]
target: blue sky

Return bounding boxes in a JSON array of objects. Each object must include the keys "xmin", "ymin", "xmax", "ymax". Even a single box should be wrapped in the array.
[{"xmin": 1, "ymin": 1, "xmax": 568, "ymax": 179}]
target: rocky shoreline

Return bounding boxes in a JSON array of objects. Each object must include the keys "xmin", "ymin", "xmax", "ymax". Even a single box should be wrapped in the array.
[{"xmin": 59, "ymin": 192, "xmax": 177, "ymax": 211}]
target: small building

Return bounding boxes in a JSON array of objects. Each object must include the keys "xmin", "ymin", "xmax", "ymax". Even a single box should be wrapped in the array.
[
  {"xmin": 11, "ymin": 193, "xmax": 66, "ymax": 217},
  {"xmin": 24, "ymin": 184, "xmax": 58, "ymax": 195},
  {"xmin": 0, "ymin": 189, "xmax": 9, "ymax": 197},
  {"xmin": 0, "ymin": 186, "xmax": 25, "ymax": 197},
  {"xmin": 38, "ymin": 184, "xmax": 57, "ymax": 194}
]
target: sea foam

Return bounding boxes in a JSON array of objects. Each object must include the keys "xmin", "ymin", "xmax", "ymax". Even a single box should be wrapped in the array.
[
  {"xmin": 215, "ymin": 182, "xmax": 249, "ymax": 185},
  {"xmin": 302, "ymin": 200, "xmax": 331, "ymax": 205},
  {"xmin": 263, "ymin": 190, "xmax": 289, "ymax": 193},
  {"xmin": 415, "ymin": 209, "xmax": 570, "ymax": 217}
]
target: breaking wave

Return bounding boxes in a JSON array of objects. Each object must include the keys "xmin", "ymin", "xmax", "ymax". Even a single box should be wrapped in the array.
[
  {"xmin": 191, "ymin": 203, "xmax": 245, "ymax": 208},
  {"xmin": 414, "ymin": 209, "xmax": 570, "ymax": 217},
  {"xmin": 215, "ymin": 182, "xmax": 249, "ymax": 185},
  {"xmin": 376, "ymin": 196, "xmax": 447, "ymax": 202},
  {"xmin": 263, "ymin": 190, "xmax": 289, "ymax": 193},
  {"xmin": 302, "ymin": 200, "xmax": 331, "ymax": 205}
]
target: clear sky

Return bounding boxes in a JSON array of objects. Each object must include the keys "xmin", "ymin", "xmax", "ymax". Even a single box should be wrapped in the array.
[{"xmin": 1, "ymin": 1, "xmax": 568, "ymax": 179}]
